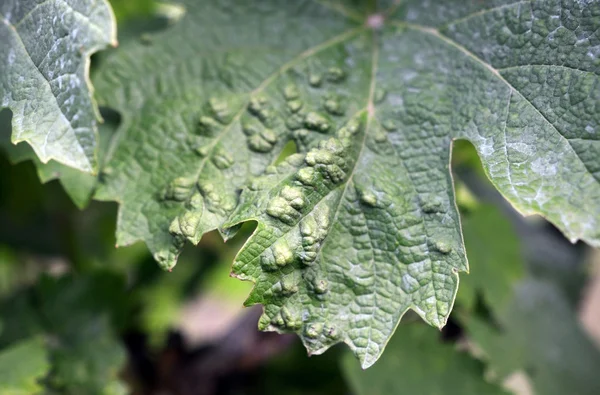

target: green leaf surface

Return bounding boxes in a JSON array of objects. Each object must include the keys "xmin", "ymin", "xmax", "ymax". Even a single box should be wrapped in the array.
[
  {"xmin": 93, "ymin": 0, "xmax": 600, "ymax": 367},
  {"xmin": 342, "ymin": 323, "xmax": 508, "ymax": 395},
  {"xmin": 466, "ymin": 279, "xmax": 600, "ymax": 395},
  {"xmin": 456, "ymin": 203, "xmax": 524, "ymax": 311},
  {"xmin": 0, "ymin": 0, "xmax": 117, "ymax": 172},
  {"xmin": 109, "ymin": 0, "xmax": 157, "ymax": 23},
  {"xmin": 0, "ymin": 338, "xmax": 49, "ymax": 395}
]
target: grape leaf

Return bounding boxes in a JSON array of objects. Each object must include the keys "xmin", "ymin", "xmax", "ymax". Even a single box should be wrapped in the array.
[
  {"xmin": 93, "ymin": 0, "xmax": 600, "ymax": 367},
  {"xmin": 0, "ymin": 338, "xmax": 49, "ymax": 395},
  {"xmin": 93, "ymin": 0, "xmax": 365, "ymax": 266},
  {"xmin": 342, "ymin": 323, "xmax": 508, "ymax": 395},
  {"xmin": 0, "ymin": 0, "xmax": 117, "ymax": 172}
]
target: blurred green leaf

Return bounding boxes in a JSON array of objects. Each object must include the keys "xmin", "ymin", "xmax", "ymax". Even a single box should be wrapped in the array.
[
  {"xmin": 109, "ymin": 0, "xmax": 157, "ymax": 22},
  {"xmin": 0, "ymin": 273, "xmax": 128, "ymax": 394},
  {"xmin": 0, "ymin": 337, "xmax": 49, "ymax": 395},
  {"xmin": 0, "ymin": 246, "xmax": 28, "ymax": 298},
  {"xmin": 452, "ymin": 140, "xmax": 486, "ymax": 177},
  {"xmin": 0, "ymin": 110, "xmax": 117, "ymax": 209},
  {"xmin": 198, "ymin": 229, "xmax": 254, "ymax": 303},
  {"xmin": 467, "ymin": 279, "xmax": 600, "ymax": 395},
  {"xmin": 457, "ymin": 204, "xmax": 524, "ymax": 312},
  {"xmin": 133, "ymin": 261, "xmax": 194, "ymax": 346},
  {"xmin": 342, "ymin": 323, "xmax": 507, "ymax": 395},
  {"xmin": 49, "ymin": 316, "xmax": 126, "ymax": 395}
]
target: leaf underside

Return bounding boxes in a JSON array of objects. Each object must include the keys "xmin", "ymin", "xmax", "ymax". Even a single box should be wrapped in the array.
[
  {"xmin": 0, "ymin": 0, "xmax": 116, "ymax": 172},
  {"xmin": 93, "ymin": 0, "xmax": 600, "ymax": 368}
]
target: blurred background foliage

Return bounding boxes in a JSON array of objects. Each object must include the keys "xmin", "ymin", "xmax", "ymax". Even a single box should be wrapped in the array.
[{"xmin": 1, "ymin": 1, "xmax": 600, "ymax": 394}]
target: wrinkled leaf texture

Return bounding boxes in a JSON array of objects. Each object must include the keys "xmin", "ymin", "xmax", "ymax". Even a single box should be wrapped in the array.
[
  {"xmin": 81, "ymin": 0, "xmax": 600, "ymax": 367},
  {"xmin": 0, "ymin": 0, "xmax": 117, "ymax": 172}
]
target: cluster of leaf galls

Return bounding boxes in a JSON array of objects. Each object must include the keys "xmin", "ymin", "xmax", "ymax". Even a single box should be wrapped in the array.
[{"xmin": 157, "ymin": 60, "xmax": 441, "ymax": 347}]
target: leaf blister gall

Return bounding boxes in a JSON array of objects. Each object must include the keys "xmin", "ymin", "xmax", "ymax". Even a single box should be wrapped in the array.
[{"xmin": 87, "ymin": 0, "xmax": 600, "ymax": 370}]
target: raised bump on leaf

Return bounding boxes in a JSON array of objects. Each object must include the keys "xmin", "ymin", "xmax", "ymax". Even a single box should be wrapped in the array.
[{"xmin": 92, "ymin": 0, "xmax": 599, "ymax": 369}]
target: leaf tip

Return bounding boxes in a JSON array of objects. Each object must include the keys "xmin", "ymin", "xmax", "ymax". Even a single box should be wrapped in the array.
[{"xmin": 359, "ymin": 357, "xmax": 376, "ymax": 370}]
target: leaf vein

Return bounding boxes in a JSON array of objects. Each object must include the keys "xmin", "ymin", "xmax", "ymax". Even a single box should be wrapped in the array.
[
  {"xmin": 188, "ymin": 26, "xmax": 366, "ymax": 193},
  {"xmin": 398, "ymin": 21, "xmax": 599, "ymax": 186},
  {"xmin": 440, "ymin": 0, "xmax": 530, "ymax": 30}
]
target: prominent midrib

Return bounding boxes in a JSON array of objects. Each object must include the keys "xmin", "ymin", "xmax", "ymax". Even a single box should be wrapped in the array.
[
  {"xmin": 232, "ymin": 32, "xmax": 379, "ymax": 272},
  {"xmin": 308, "ymin": 34, "xmax": 380, "ymax": 359},
  {"xmin": 316, "ymin": 34, "xmax": 379, "ymax": 264},
  {"xmin": 185, "ymin": 26, "xmax": 366, "ymax": 214}
]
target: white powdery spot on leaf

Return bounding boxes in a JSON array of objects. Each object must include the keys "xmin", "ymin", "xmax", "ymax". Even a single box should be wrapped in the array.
[{"xmin": 530, "ymin": 157, "xmax": 558, "ymax": 177}]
